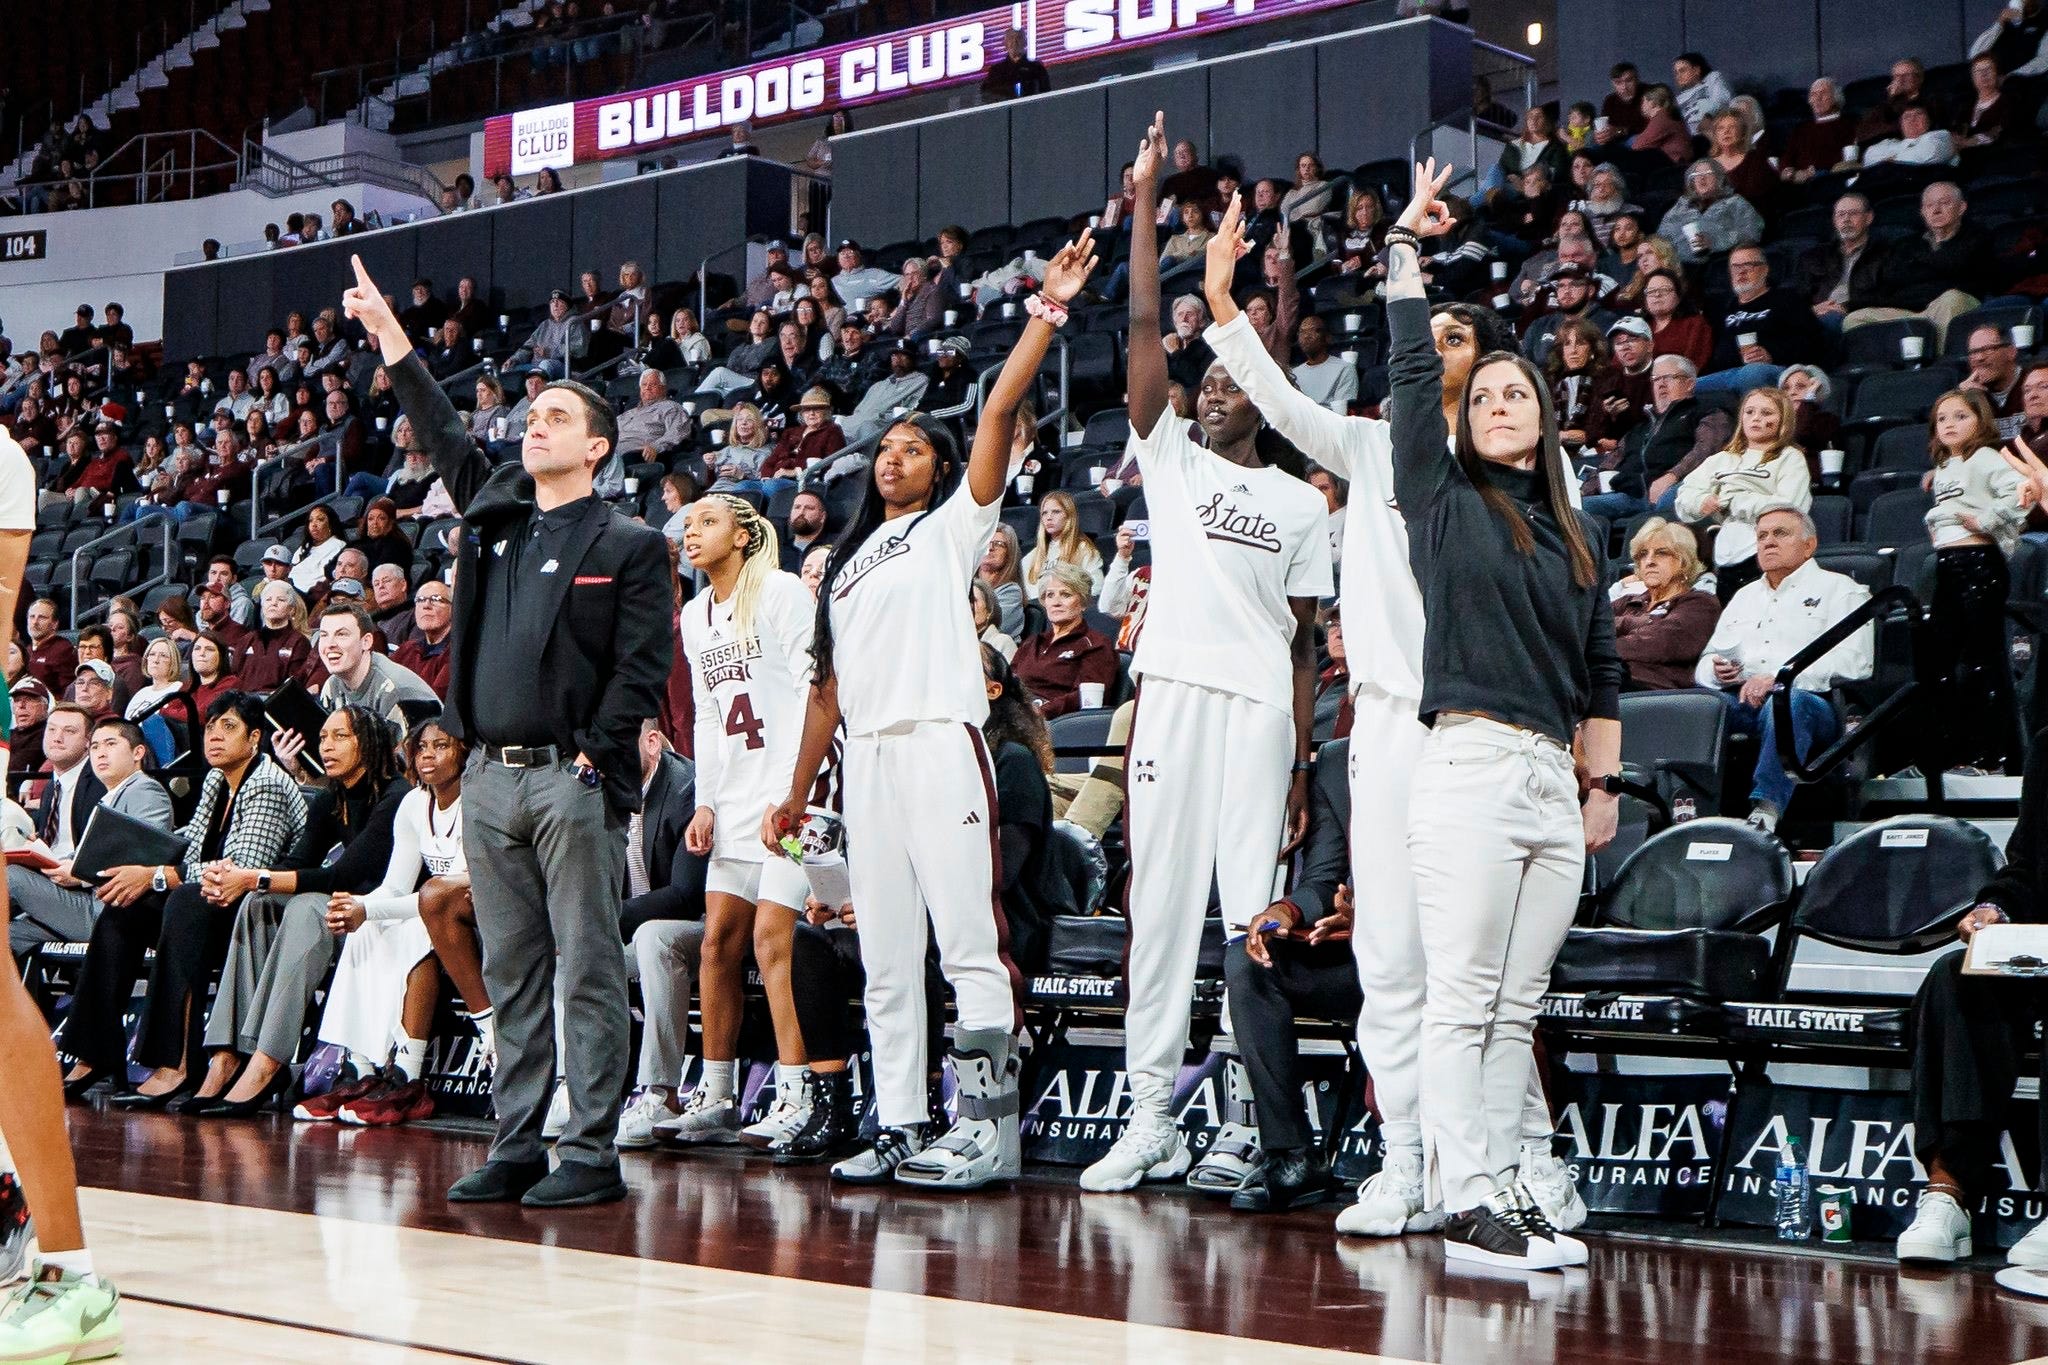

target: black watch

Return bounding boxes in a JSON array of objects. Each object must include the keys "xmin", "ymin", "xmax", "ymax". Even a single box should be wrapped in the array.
[{"xmin": 1594, "ymin": 774, "xmax": 1627, "ymax": 796}]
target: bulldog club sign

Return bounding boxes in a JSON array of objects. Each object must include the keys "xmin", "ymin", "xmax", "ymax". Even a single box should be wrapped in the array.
[{"xmin": 486, "ymin": 0, "xmax": 1368, "ymax": 176}]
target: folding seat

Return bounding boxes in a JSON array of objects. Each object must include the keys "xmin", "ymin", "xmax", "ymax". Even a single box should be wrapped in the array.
[
  {"xmin": 1724, "ymin": 814, "xmax": 1999, "ymax": 1054},
  {"xmin": 1546, "ymin": 817, "xmax": 1795, "ymax": 1042}
]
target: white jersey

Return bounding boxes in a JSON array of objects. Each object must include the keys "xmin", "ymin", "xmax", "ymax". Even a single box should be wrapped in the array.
[
  {"xmin": 826, "ymin": 481, "xmax": 1000, "ymax": 736},
  {"xmin": 684, "ymin": 570, "xmax": 815, "ymax": 860},
  {"xmin": 360, "ymin": 789, "xmax": 466, "ymax": 921},
  {"xmin": 0, "ymin": 428, "xmax": 33, "ymax": 532},
  {"xmin": 1206, "ymin": 314, "xmax": 1417, "ymax": 702},
  {"xmin": 1126, "ymin": 410, "xmax": 1333, "ymax": 716}
]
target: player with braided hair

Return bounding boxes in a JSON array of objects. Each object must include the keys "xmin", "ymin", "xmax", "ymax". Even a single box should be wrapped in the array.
[{"xmin": 657, "ymin": 492, "xmax": 837, "ymax": 1151}]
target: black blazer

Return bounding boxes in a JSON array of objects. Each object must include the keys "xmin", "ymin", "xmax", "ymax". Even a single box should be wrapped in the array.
[
  {"xmin": 1287, "ymin": 738, "xmax": 1350, "ymax": 926},
  {"xmin": 392, "ymin": 352, "xmax": 676, "ymax": 815},
  {"xmin": 38, "ymin": 765, "xmax": 106, "ymax": 847},
  {"xmin": 624, "ymin": 749, "xmax": 706, "ymax": 920}
]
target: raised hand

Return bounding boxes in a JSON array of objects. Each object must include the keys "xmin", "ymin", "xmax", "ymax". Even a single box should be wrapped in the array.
[
  {"xmin": 2000, "ymin": 435, "xmax": 2048, "ymax": 509},
  {"xmin": 1040, "ymin": 228, "xmax": 1100, "ymax": 305},
  {"xmin": 1394, "ymin": 158, "xmax": 1458, "ymax": 238},
  {"xmin": 1204, "ymin": 192, "xmax": 1249, "ymax": 308},
  {"xmin": 1132, "ymin": 110, "xmax": 1167, "ymax": 191}
]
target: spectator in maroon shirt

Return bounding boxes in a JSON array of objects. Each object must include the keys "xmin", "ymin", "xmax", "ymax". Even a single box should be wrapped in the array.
[
  {"xmin": 184, "ymin": 429, "xmax": 256, "ymax": 512},
  {"xmin": 196, "ymin": 581, "xmax": 255, "ymax": 660},
  {"xmin": 1613, "ymin": 520, "xmax": 1722, "ymax": 690},
  {"xmin": 235, "ymin": 579, "xmax": 318, "ymax": 693},
  {"xmin": 758, "ymin": 389, "xmax": 846, "ymax": 485},
  {"xmin": 1594, "ymin": 62, "xmax": 1647, "ymax": 145},
  {"xmin": 1012, "ymin": 565, "xmax": 1118, "ymax": 719},
  {"xmin": 22, "ymin": 597, "xmax": 76, "ymax": 692},
  {"xmin": 392, "ymin": 578, "xmax": 453, "ymax": 699},
  {"xmin": 1780, "ymin": 78, "xmax": 1852, "ymax": 183},
  {"xmin": 1630, "ymin": 85, "xmax": 1694, "ymax": 165}
]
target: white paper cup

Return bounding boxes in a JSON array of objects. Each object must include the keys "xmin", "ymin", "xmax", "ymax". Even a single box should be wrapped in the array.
[
  {"xmin": 1595, "ymin": 116, "xmax": 1611, "ymax": 133},
  {"xmin": 1491, "ymin": 261, "xmax": 1509, "ymax": 281},
  {"xmin": 498, "ymin": 313, "xmax": 509, "ymax": 328},
  {"xmin": 1344, "ymin": 312, "xmax": 1363, "ymax": 330},
  {"xmin": 1102, "ymin": 477, "xmax": 1122, "ymax": 495},
  {"xmin": 1737, "ymin": 332, "xmax": 1758, "ymax": 348},
  {"xmin": 1820, "ymin": 448, "xmax": 1845, "ymax": 476},
  {"xmin": 1843, "ymin": 145, "xmax": 1860, "ymax": 163},
  {"xmin": 1079, "ymin": 682, "xmax": 1106, "ymax": 708},
  {"xmin": 1599, "ymin": 471, "xmax": 1617, "ymax": 493},
  {"xmin": 1003, "ymin": 302, "xmax": 1018, "ymax": 318},
  {"xmin": 102, "ymin": 503, "xmax": 114, "ymax": 519},
  {"xmin": 163, "ymin": 404, "xmax": 174, "ymax": 418},
  {"xmin": 1016, "ymin": 473, "xmax": 1034, "ymax": 496},
  {"xmin": 216, "ymin": 489, "xmax": 230, "ymax": 506},
  {"xmin": 711, "ymin": 428, "xmax": 727, "ymax": 447},
  {"xmin": 625, "ymin": 476, "xmax": 639, "ymax": 495},
  {"xmin": 683, "ymin": 400, "xmax": 697, "ymax": 415},
  {"xmin": 958, "ymin": 283, "xmax": 972, "ymax": 299},
  {"xmin": 375, "ymin": 416, "xmax": 388, "ymax": 431},
  {"xmin": 1900, "ymin": 335, "xmax": 1925, "ymax": 360},
  {"xmin": 473, "ymin": 338, "xmax": 484, "ymax": 353},
  {"xmin": 1493, "ymin": 292, "xmax": 1513, "ymax": 310},
  {"xmin": 491, "ymin": 418, "xmax": 507, "ymax": 440},
  {"xmin": 2015, "ymin": 324, "xmax": 2037, "ymax": 350},
  {"xmin": 1088, "ymin": 214, "xmax": 1101, "ymax": 228},
  {"xmin": 1341, "ymin": 350, "xmax": 1359, "ymax": 364},
  {"xmin": 944, "ymin": 310, "xmax": 959, "ymax": 325}
]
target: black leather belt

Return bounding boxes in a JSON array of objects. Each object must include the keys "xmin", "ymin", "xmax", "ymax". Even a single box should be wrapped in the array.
[{"xmin": 480, "ymin": 743, "xmax": 564, "ymax": 768}]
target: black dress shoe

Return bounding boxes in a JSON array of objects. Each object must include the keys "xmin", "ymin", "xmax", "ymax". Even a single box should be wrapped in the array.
[
  {"xmin": 61, "ymin": 1069, "xmax": 116, "ymax": 1103},
  {"xmin": 191, "ymin": 1065, "xmax": 295, "ymax": 1119},
  {"xmin": 1231, "ymin": 1148, "xmax": 1334, "ymax": 1213},
  {"xmin": 521, "ymin": 1160, "xmax": 628, "ymax": 1209},
  {"xmin": 448, "ymin": 1160, "xmax": 551, "ymax": 1204},
  {"xmin": 110, "ymin": 1080, "xmax": 200, "ymax": 1112}
]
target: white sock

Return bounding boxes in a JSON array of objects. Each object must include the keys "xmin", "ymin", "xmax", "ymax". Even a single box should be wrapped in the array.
[
  {"xmin": 39, "ymin": 1250, "xmax": 95, "ymax": 1285},
  {"xmin": 394, "ymin": 1034, "xmax": 429, "ymax": 1083},
  {"xmin": 467, "ymin": 1009, "xmax": 495, "ymax": 1059},
  {"xmin": 776, "ymin": 1062, "xmax": 804, "ymax": 1098},
  {"xmin": 348, "ymin": 1051, "xmax": 381, "ymax": 1079},
  {"xmin": 700, "ymin": 1060, "xmax": 736, "ymax": 1101}
]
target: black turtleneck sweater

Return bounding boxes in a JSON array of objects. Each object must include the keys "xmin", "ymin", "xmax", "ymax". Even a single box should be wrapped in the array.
[{"xmin": 1386, "ymin": 296, "xmax": 1623, "ymax": 746}]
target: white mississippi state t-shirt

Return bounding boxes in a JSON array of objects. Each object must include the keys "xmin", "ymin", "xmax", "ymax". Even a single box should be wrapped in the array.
[
  {"xmin": 827, "ymin": 482, "xmax": 1000, "ymax": 736},
  {"xmin": 1127, "ymin": 416, "xmax": 1334, "ymax": 715},
  {"xmin": 684, "ymin": 569, "xmax": 816, "ymax": 860}
]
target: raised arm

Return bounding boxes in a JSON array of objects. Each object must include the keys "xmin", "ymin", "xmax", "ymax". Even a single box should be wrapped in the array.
[
  {"xmin": 1126, "ymin": 112, "xmax": 1171, "ymax": 439},
  {"xmin": 1385, "ymin": 159, "xmax": 1461, "ymax": 515},
  {"xmin": 967, "ymin": 230, "xmax": 1098, "ymax": 506},
  {"xmin": 344, "ymin": 255, "xmax": 493, "ymax": 512}
]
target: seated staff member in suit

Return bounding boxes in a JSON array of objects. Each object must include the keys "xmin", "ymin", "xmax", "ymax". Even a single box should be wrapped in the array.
[
  {"xmin": 1897, "ymin": 726, "xmax": 2048, "ymax": 1266},
  {"xmin": 55, "ymin": 691, "xmax": 308, "ymax": 1104},
  {"xmin": 297, "ymin": 716, "xmax": 475, "ymax": 1128},
  {"xmin": 1201, "ymin": 195, "xmax": 1583, "ymax": 1242},
  {"xmin": 1386, "ymin": 160, "xmax": 1623, "ymax": 1272},
  {"xmin": 1224, "ymin": 738, "xmax": 1361, "ymax": 1216},
  {"xmin": 761, "ymin": 233, "xmax": 1102, "ymax": 1191},
  {"xmin": 26, "ymin": 703, "xmax": 102, "ymax": 862},
  {"xmin": 8, "ymin": 714, "xmax": 175, "ymax": 960},
  {"xmin": 183, "ymin": 706, "xmax": 409, "ymax": 1116},
  {"xmin": 1082, "ymin": 114, "xmax": 1332, "ymax": 1196},
  {"xmin": 347, "ymin": 253, "xmax": 675, "ymax": 1211}
]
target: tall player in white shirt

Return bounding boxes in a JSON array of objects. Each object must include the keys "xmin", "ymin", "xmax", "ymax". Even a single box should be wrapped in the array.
[
  {"xmin": 1080, "ymin": 114, "xmax": 1334, "ymax": 1194},
  {"xmin": 671, "ymin": 494, "xmax": 820, "ymax": 1149},
  {"xmin": 1199, "ymin": 196, "xmax": 1589, "ymax": 1238},
  {"xmin": 766, "ymin": 231, "xmax": 1103, "ymax": 1190}
]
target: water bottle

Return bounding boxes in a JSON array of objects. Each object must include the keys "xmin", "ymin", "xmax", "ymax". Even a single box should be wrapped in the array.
[
  {"xmin": 1774, "ymin": 1138, "xmax": 1811, "ymax": 1241},
  {"xmin": 1672, "ymin": 794, "xmax": 1695, "ymax": 823}
]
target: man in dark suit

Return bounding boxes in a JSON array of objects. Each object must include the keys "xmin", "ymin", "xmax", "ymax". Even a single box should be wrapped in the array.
[
  {"xmin": 1223, "ymin": 737, "xmax": 1359, "ymax": 1214},
  {"xmin": 347, "ymin": 255, "xmax": 675, "ymax": 1211}
]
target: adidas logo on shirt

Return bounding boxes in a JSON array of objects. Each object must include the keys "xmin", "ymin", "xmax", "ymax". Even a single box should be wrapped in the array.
[{"xmin": 962, "ymin": 811, "xmax": 982, "ymax": 825}]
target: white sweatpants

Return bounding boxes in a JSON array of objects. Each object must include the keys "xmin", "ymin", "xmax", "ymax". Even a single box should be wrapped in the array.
[
  {"xmin": 842, "ymin": 721, "xmax": 1015, "ymax": 1128},
  {"xmin": 1124, "ymin": 678, "xmax": 1292, "ymax": 1114},
  {"xmin": 317, "ymin": 917, "xmax": 437, "ymax": 1064},
  {"xmin": 1409, "ymin": 714, "xmax": 1583, "ymax": 1213},
  {"xmin": 1349, "ymin": 690, "xmax": 1560, "ymax": 1158}
]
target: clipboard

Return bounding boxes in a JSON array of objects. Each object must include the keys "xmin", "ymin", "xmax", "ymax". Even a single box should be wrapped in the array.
[
  {"xmin": 1961, "ymin": 923, "xmax": 2048, "ymax": 977},
  {"xmin": 68, "ymin": 805, "xmax": 188, "ymax": 885},
  {"xmin": 262, "ymin": 678, "xmax": 330, "ymax": 779}
]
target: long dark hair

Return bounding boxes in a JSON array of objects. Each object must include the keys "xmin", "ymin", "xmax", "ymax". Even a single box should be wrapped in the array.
[
  {"xmin": 980, "ymin": 643, "xmax": 1054, "ymax": 774},
  {"xmin": 327, "ymin": 704, "xmax": 402, "ymax": 817},
  {"xmin": 1454, "ymin": 351, "xmax": 1598, "ymax": 589},
  {"xmin": 809, "ymin": 412, "xmax": 963, "ymax": 684}
]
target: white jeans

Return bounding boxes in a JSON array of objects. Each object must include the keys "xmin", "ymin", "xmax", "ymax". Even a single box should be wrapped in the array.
[
  {"xmin": 1409, "ymin": 714, "xmax": 1583, "ymax": 1212},
  {"xmin": 1350, "ymin": 692, "xmax": 1560, "ymax": 1160}
]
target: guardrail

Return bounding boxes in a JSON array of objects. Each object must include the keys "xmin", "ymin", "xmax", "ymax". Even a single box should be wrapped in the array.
[
  {"xmin": 68, "ymin": 518, "xmax": 176, "ymax": 627},
  {"xmin": 238, "ymin": 140, "xmax": 445, "ymax": 204},
  {"xmin": 1771, "ymin": 583, "xmax": 1943, "ymax": 806}
]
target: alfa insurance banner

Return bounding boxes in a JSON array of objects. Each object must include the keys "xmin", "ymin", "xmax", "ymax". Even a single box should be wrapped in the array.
[{"xmin": 486, "ymin": 0, "xmax": 1366, "ymax": 177}]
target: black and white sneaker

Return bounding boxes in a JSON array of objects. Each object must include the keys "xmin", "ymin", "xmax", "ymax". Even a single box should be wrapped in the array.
[
  {"xmin": 1512, "ymin": 1181, "xmax": 1589, "ymax": 1266},
  {"xmin": 1442, "ymin": 1189, "xmax": 1572, "ymax": 1271}
]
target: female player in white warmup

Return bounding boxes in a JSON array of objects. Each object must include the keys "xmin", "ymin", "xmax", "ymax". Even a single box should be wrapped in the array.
[
  {"xmin": 668, "ymin": 494, "xmax": 822, "ymax": 1149},
  {"xmin": 1081, "ymin": 113, "xmax": 1333, "ymax": 1194},
  {"xmin": 1198, "ymin": 200, "xmax": 1586, "ymax": 1236},
  {"xmin": 765, "ymin": 231, "xmax": 1101, "ymax": 1189},
  {"xmin": 1386, "ymin": 160, "xmax": 1622, "ymax": 1272}
]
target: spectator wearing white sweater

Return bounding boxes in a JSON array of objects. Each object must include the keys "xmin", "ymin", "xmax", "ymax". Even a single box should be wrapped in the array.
[{"xmin": 1675, "ymin": 387, "xmax": 1812, "ymax": 577}]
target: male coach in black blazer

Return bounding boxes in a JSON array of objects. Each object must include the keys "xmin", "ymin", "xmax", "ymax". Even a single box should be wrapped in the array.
[{"xmin": 346, "ymin": 256, "xmax": 674, "ymax": 1210}]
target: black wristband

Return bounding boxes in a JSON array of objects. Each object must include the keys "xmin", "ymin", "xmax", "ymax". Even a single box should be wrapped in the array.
[{"xmin": 1383, "ymin": 226, "xmax": 1422, "ymax": 253}]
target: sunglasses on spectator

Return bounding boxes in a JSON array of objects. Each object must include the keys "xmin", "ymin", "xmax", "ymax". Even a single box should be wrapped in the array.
[{"xmin": 1968, "ymin": 343, "xmax": 2015, "ymax": 358}]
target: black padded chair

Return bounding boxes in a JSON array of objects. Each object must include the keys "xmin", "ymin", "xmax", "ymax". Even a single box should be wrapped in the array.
[
  {"xmin": 1809, "ymin": 493, "xmax": 1853, "ymax": 546},
  {"xmin": 1725, "ymin": 814, "xmax": 2002, "ymax": 1053},
  {"xmin": 1047, "ymin": 706, "xmax": 1120, "ymax": 776},
  {"xmin": 1864, "ymin": 488, "xmax": 1934, "ymax": 548},
  {"xmin": 1547, "ymin": 817, "xmax": 1796, "ymax": 1040}
]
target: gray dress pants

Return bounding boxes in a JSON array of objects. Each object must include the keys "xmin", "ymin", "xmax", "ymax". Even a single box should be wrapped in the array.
[
  {"xmin": 7, "ymin": 866, "xmax": 101, "ymax": 958},
  {"xmin": 204, "ymin": 891, "xmax": 336, "ymax": 1062}
]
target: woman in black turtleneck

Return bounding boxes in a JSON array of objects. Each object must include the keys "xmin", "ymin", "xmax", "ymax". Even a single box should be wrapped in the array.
[{"xmin": 1384, "ymin": 159, "xmax": 1624, "ymax": 1273}]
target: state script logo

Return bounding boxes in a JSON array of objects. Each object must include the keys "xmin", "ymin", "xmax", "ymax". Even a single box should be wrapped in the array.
[{"xmin": 1195, "ymin": 491, "xmax": 1283, "ymax": 553}]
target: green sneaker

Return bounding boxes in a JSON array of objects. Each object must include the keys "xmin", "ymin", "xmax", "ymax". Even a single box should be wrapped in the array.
[{"xmin": 0, "ymin": 1268, "xmax": 122, "ymax": 1364}]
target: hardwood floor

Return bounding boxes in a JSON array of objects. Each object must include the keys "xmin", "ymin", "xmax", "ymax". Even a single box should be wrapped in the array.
[{"xmin": 62, "ymin": 1106, "xmax": 2048, "ymax": 1363}]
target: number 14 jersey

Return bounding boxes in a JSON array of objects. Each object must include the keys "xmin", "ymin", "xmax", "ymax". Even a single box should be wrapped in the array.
[{"xmin": 682, "ymin": 570, "xmax": 817, "ymax": 862}]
